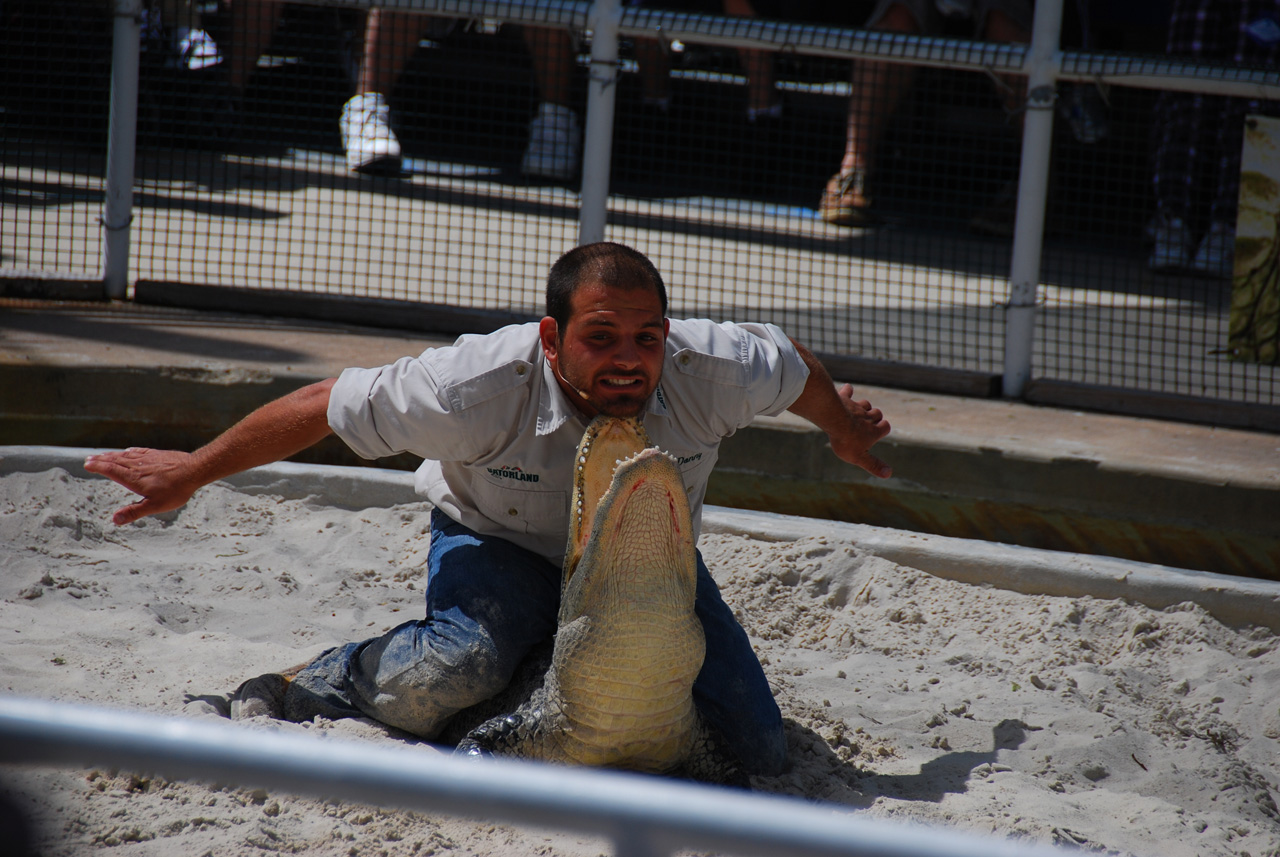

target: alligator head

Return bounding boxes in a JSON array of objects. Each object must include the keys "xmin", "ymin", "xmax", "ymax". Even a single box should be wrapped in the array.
[{"xmin": 455, "ymin": 417, "xmax": 738, "ymax": 780}]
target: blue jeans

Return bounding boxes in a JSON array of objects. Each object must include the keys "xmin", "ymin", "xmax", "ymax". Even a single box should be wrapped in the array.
[{"xmin": 286, "ymin": 508, "xmax": 787, "ymax": 776}]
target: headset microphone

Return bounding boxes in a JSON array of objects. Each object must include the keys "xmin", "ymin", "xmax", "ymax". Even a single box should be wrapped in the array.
[{"xmin": 555, "ymin": 365, "xmax": 593, "ymax": 403}]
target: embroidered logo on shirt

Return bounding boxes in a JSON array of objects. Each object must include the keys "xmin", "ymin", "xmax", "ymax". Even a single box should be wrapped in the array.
[{"xmin": 486, "ymin": 466, "xmax": 541, "ymax": 483}]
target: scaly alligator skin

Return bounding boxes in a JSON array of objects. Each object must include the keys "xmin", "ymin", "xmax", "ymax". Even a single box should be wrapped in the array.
[{"xmin": 455, "ymin": 417, "xmax": 741, "ymax": 782}]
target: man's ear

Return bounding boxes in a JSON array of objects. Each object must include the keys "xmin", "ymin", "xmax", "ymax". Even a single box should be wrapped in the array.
[{"xmin": 538, "ymin": 317, "xmax": 560, "ymax": 360}]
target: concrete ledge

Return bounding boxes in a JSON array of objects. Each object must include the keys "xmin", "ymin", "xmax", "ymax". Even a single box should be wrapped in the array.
[
  {"xmin": 6, "ymin": 445, "xmax": 1278, "ymax": 635},
  {"xmin": 0, "ymin": 445, "xmax": 421, "ymax": 513},
  {"xmin": 712, "ymin": 412, "xmax": 1280, "ymax": 581},
  {"xmin": 704, "ymin": 507, "xmax": 1280, "ymax": 636}
]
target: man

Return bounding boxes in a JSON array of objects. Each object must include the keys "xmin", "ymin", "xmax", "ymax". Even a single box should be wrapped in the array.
[
  {"xmin": 340, "ymin": 14, "xmax": 581, "ymax": 179},
  {"xmin": 85, "ymin": 242, "xmax": 892, "ymax": 777},
  {"xmin": 819, "ymin": 0, "xmax": 1032, "ymax": 231}
]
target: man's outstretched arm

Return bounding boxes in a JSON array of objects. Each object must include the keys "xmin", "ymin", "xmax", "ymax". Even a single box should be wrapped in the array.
[
  {"xmin": 785, "ymin": 341, "xmax": 893, "ymax": 479},
  {"xmin": 84, "ymin": 378, "xmax": 338, "ymax": 526}
]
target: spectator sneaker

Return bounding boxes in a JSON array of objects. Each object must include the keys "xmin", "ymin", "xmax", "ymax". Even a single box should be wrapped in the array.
[
  {"xmin": 1190, "ymin": 220, "xmax": 1235, "ymax": 278},
  {"xmin": 819, "ymin": 168, "xmax": 874, "ymax": 226},
  {"xmin": 340, "ymin": 93, "xmax": 402, "ymax": 175},
  {"xmin": 176, "ymin": 27, "xmax": 223, "ymax": 71},
  {"xmin": 1148, "ymin": 215, "xmax": 1192, "ymax": 272},
  {"xmin": 522, "ymin": 102, "xmax": 582, "ymax": 181}
]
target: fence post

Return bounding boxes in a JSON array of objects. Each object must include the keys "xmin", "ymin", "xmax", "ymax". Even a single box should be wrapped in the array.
[
  {"xmin": 102, "ymin": 0, "xmax": 143, "ymax": 301},
  {"xmin": 578, "ymin": 0, "xmax": 622, "ymax": 245},
  {"xmin": 1001, "ymin": 0, "xmax": 1062, "ymax": 398}
]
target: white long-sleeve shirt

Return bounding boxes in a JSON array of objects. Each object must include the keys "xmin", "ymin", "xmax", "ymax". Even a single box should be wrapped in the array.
[{"xmin": 327, "ymin": 318, "xmax": 808, "ymax": 565}]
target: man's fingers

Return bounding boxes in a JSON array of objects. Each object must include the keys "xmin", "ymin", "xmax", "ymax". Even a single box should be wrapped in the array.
[
  {"xmin": 84, "ymin": 457, "xmax": 131, "ymax": 486},
  {"xmin": 855, "ymin": 451, "xmax": 893, "ymax": 480},
  {"xmin": 113, "ymin": 494, "xmax": 180, "ymax": 526},
  {"xmin": 86, "ymin": 448, "xmax": 193, "ymax": 525},
  {"xmin": 852, "ymin": 400, "xmax": 887, "ymax": 426},
  {"xmin": 113, "ymin": 501, "xmax": 148, "ymax": 527},
  {"xmin": 85, "ymin": 449, "xmax": 150, "ymax": 487}
]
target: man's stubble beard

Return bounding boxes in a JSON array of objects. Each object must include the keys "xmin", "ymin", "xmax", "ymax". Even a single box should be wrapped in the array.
[{"xmin": 558, "ymin": 357, "xmax": 656, "ymax": 419}]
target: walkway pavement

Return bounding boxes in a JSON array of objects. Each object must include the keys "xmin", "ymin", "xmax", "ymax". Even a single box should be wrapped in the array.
[{"xmin": 2, "ymin": 298, "xmax": 1277, "ymax": 580}]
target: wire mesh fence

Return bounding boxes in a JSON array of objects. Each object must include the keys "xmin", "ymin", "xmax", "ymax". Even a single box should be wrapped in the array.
[{"xmin": 3, "ymin": 0, "xmax": 1278, "ymax": 427}]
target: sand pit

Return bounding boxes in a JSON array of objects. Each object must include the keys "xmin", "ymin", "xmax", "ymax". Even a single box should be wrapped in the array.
[{"xmin": 2, "ymin": 449, "xmax": 1278, "ymax": 856}]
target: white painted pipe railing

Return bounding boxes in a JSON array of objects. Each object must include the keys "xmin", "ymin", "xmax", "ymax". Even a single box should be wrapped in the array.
[
  {"xmin": 102, "ymin": 0, "xmax": 143, "ymax": 301},
  {"xmin": 1001, "ymin": 0, "xmax": 1062, "ymax": 398},
  {"xmin": 578, "ymin": 0, "xmax": 622, "ymax": 245},
  {"xmin": 0, "ymin": 696, "xmax": 1068, "ymax": 857}
]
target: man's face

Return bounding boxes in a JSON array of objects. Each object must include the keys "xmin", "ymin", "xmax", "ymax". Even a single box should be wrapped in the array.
[{"xmin": 540, "ymin": 280, "xmax": 669, "ymax": 418}]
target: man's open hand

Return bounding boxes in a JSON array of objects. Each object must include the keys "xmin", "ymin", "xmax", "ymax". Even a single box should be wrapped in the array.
[
  {"xmin": 826, "ymin": 384, "xmax": 893, "ymax": 479},
  {"xmin": 84, "ymin": 447, "xmax": 201, "ymax": 526}
]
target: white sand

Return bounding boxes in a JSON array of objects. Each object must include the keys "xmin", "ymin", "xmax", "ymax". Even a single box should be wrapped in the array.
[{"xmin": 2, "ymin": 460, "xmax": 1279, "ymax": 857}]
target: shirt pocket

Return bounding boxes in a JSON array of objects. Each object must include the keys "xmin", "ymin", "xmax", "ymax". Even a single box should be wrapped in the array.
[
  {"xmin": 670, "ymin": 347, "xmax": 748, "ymax": 388},
  {"xmin": 471, "ymin": 476, "xmax": 568, "ymax": 536}
]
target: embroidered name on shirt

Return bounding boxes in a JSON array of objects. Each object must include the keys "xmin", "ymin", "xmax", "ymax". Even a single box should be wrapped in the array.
[
  {"xmin": 676, "ymin": 453, "xmax": 702, "ymax": 467},
  {"xmin": 487, "ymin": 466, "xmax": 541, "ymax": 483}
]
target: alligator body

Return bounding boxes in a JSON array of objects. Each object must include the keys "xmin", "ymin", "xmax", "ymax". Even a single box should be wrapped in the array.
[{"xmin": 455, "ymin": 417, "xmax": 739, "ymax": 782}]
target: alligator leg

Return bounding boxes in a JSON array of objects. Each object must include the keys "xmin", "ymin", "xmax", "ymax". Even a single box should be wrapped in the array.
[{"xmin": 671, "ymin": 716, "xmax": 750, "ymax": 788}]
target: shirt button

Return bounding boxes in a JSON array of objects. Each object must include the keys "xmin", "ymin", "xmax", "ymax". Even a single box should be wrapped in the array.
[
  {"xmin": 516, "ymin": 365, "xmax": 527, "ymax": 376},
  {"xmin": 678, "ymin": 354, "xmax": 691, "ymax": 366},
  {"xmin": 507, "ymin": 508, "xmax": 519, "ymax": 517}
]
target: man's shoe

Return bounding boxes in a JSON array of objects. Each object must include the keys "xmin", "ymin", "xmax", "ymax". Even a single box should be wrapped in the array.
[
  {"xmin": 1148, "ymin": 215, "xmax": 1193, "ymax": 273},
  {"xmin": 521, "ymin": 102, "xmax": 582, "ymax": 181},
  {"xmin": 1190, "ymin": 220, "xmax": 1235, "ymax": 278},
  {"xmin": 230, "ymin": 673, "xmax": 288, "ymax": 720},
  {"xmin": 818, "ymin": 168, "xmax": 874, "ymax": 226},
  {"xmin": 340, "ymin": 92, "xmax": 402, "ymax": 175}
]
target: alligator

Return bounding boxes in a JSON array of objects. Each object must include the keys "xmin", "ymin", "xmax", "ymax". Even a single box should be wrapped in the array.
[{"xmin": 454, "ymin": 416, "xmax": 742, "ymax": 783}]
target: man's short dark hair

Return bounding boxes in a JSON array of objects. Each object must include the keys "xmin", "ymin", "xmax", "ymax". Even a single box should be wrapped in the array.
[{"xmin": 545, "ymin": 242, "xmax": 668, "ymax": 328}]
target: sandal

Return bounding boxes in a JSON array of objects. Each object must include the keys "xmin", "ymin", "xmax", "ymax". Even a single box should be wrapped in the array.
[{"xmin": 819, "ymin": 168, "xmax": 875, "ymax": 227}]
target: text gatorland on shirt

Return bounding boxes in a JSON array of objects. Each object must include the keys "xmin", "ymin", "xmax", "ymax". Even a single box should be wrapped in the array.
[{"xmin": 487, "ymin": 466, "xmax": 541, "ymax": 483}]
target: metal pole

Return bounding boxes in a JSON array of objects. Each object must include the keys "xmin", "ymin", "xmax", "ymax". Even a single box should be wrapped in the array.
[
  {"xmin": 102, "ymin": 0, "xmax": 143, "ymax": 300},
  {"xmin": 1001, "ymin": 0, "xmax": 1062, "ymax": 399},
  {"xmin": 0, "ymin": 696, "xmax": 1068, "ymax": 857},
  {"xmin": 578, "ymin": 0, "xmax": 622, "ymax": 245}
]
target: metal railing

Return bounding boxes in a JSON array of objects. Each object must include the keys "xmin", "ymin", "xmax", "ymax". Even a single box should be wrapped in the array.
[{"xmin": 0, "ymin": 695, "xmax": 1068, "ymax": 857}]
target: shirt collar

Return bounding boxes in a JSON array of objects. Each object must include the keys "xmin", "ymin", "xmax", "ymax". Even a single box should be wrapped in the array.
[{"xmin": 537, "ymin": 358, "xmax": 581, "ymax": 436}]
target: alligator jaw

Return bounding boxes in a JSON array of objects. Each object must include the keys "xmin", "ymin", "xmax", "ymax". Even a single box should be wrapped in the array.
[
  {"xmin": 560, "ymin": 441, "xmax": 698, "ymax": 620},
  {"xmin": 564, "ymin": 416, "xmax": 652, "ymax": 586}
]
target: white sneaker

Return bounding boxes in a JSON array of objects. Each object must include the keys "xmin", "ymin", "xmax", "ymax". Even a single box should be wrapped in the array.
[
  {"xmin": 177, "ymin": 27, "xmax": 223, "ymax": 71},
  {"xmin": 521, "ymin": 102, "xmax": 582, "ymax": 181},
  {"xmin": 340, "ymin": 93, "xmax": 402, "ymax": 174},
  {"xmin": 1190, "ymin": 220, "xmax": 1235, "ymax": 278},
  {"xmin": 1148, "ymin": 215, "xmax": 1192, "ymax": 272}
]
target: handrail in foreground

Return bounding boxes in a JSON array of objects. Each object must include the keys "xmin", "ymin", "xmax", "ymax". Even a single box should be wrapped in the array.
[{"xmin": 0, "ymin": 696, "xmax": 1068, "ymax": 857}]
